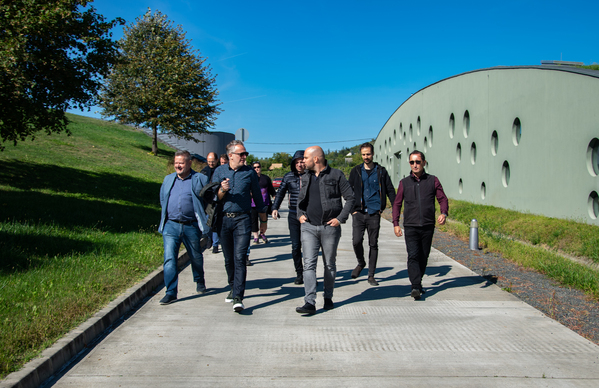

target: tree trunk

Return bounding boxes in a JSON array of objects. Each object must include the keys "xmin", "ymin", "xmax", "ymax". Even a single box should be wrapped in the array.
[{"xmin": 152, "ymin": 126, "xmax": 158, "ymax": 156}]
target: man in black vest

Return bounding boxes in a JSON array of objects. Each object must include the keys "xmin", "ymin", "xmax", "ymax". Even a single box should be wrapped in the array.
[{"xmin": 392, "ymin": 150, "xmax": 448, "ymax": 300}]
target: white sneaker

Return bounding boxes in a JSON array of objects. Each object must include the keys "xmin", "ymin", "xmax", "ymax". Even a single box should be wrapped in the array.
[{"xmin": 233, "ymin": 297, "xmax": 244, "ymax": 312}]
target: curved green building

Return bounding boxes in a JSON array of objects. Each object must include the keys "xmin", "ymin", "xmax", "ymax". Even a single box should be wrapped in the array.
[{"xmin": 374, "ymin": 65, "xmax": 599, "ymax": 225}]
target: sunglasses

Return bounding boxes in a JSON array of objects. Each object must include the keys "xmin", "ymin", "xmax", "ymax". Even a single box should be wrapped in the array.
[
  {"xmin": 253, "ymin": 165, "xmax": 261, "ymax": 169},
  {"xmin": 409, "ymin": 160, "xmax": 423, "ymax": 165},
  {"xmin": 232, "ymin": 152, "xmax": 249, "ymax": 157}
]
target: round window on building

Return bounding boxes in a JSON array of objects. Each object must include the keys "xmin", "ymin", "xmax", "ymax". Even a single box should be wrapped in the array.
[
  {"xmin": 491, "ymin": 130, "xmax": 499, "ymax": 156},
  {"xmin": 502, "ymin": 161, "xmax": 510, "ymax": 187},
  {"xmin": 456, "ymin": 143, "xmax": 462, "ymax": 163},
  {"xmin": 399, "ymin": 123, "xmax": 403, "ymax": 139},
  {"xmin": 409, "ymin": 125, "xmax": 413, "ymax": 142},
  {"xmin": 428, "ymin": 126, "xmax": 433, "ymax": 147},
  {"xmin": 470, "ymin": 142, "xmax": 477, "ymax": 165},
  {"xmin": 388, "ymin": 137, "xmax": 392, "ymax": 152},
  {"xmin": 424, "ymin": 137, "xmax": 428, "ymax": 152},
  {"xmin": 586, "ymin": 138, "xmax": 599, "ymax": 176},
  {"xmin": 588, "ymin": 191, "xmax": 599, "ymax": 219},
  {"xmin": 393, "ymin": 129, "xmax": 397, "ymax": 144},
  {"xmin": 449, "ymin": 113, "xmax": 455, "ymax": 139},
  {"xmin": 463, "ymin": 110, "xmax": 470, "ymax": 138},
  {"xmin": 512, "ymin": 117, "xmax": 522, "ymax": 146},
  {"xmin": 481, "ymin": 182, "xmax": 486, "ymax": 200},
  {"xmin": 458, "ymin": 178, "xmax": 463, "ymax": 194},
  {"xmin": 417, "ymin": 116, "xmax": 421, "ymax": 136}
]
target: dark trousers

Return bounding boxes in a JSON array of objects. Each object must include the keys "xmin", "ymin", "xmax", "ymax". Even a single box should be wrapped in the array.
[
  {"xmin": 288, "ymin": 213, "xmax": 303, "ymax": 275},
  {"xmin": 351, "ymin": 211, "xmax": 381, "ymax": 277},
  {"xmin": 218, "ymin": 213, "xmax": 251, "ymax": 299},
  {"xmin": 404, "ymin": 225, "xmax": 435, "ymax": 290}
]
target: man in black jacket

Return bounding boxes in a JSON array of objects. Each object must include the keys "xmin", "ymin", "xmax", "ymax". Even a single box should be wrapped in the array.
[
  {"xmin": 295, "ymin": 146, "xmax": 354, "ymax": 314},
  {"xmin": 200, "ymin": 152, "xmax": 221, "ymax": 253},
  {"xmin": 392, "ymin": 150, "xmax": 448, "ymax": 300},
  {"xmin": 348, "ymin": 143, "xmax": 396, "ymax": 286},
  {"xmin": 272, "ymin": 150, "xmax": 306, "ymax": 284}
]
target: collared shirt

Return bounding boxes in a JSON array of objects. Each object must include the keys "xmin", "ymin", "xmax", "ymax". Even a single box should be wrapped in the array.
[
  {"xmin": 211, "ymin": 164, "xmax": 266, "ymax": 213},
  {"xmin": 361, "ymin": 164, "xmax": 380, "ymax": 215},
  {"xmin": 167, "ymin": 172, "xmax": 195, "ymax": 223}
]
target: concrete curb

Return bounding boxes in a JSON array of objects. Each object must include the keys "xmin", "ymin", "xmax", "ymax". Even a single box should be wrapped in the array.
[{"xmin": 1, "ymin": 252, "xmax": 189, "ymax": 388}]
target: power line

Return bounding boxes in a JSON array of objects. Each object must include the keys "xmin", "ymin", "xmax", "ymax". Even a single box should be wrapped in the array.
[{"xmin": 245, "ymin": 138, "xmax": 372, "ymax": 145}]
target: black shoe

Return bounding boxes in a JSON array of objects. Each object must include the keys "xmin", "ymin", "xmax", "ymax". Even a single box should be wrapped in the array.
[
  {"xmin": 246, "ymin": 256, "xmax": 253, "ymax": 266},
  {"xmin": 367, "ymin": 276, "xmax": 379, "ymax": 286},
  {"xmin": 351, "ymin": 265, "xmax": 365, "ymax": 279},
  {"xmin": 411, "ymin": 288, "xmax": 421, "ymax": 300},
  {"xmin": 294, "ymin": 274, "xmax": 304, "ymax": 285},
  {"xmin": 225, "ymin": 290, "xmax": 234, "ymax": 303},
  {"xmin": 159, "ymin": 294, "xmax": 177, "ymax": 305},
  {"xmin": 296, "ymin": 302, "xmax": 316, "ymax": 315},
  {"xmin": 420, "ymin": 287, "xmax": 426, "ymax": 294},
  {"xmin": 323, "ymin": 298, "xmax": 334, "ymax": 310},
  {"xmin": 196, "ymin": 283, "xmax": 207, "ymax": 294},
  {"xmin": 233, "ymin": 297, "xmax": 244, "ymax": 312},
  {"xmin": 212, "ymin": 245, "xmax": 219, "ymax": 254}
]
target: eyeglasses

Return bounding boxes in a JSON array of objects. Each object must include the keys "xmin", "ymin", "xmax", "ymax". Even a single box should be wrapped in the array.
[
  {"xmin": 231, "ymin": 152, "xmax": 249, "ymax": 157},
  {"xmin": 253, "ymin": 165, "xmax": 261, "ymax": 169},
  {"xmin": 409, "ymin": 160, "xmax": 423, "ymax": 165}
]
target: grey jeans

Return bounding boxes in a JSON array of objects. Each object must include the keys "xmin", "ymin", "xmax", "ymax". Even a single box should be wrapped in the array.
[{"xmin": 301, "ymin": 222, "xmax": 342, "ymax": 306}]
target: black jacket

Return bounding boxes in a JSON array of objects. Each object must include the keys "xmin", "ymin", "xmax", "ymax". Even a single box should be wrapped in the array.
[
  {"xmin": 297, "ymin": 164, "xmax": 355, "ymax": 224},
  {"xmin": 272, "ymin": 150, "xmax": 304, "ymax": 214},
  {"xmin": 348, "ymin": 163, "xmax": 396, "ymax": 213}
]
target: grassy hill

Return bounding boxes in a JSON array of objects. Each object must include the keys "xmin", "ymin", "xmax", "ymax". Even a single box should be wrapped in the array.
[{"xmin": 0, "ymin": 114, "xmax": 180, "ymax": 378}]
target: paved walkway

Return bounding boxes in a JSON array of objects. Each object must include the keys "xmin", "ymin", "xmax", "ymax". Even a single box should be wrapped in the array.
[{"xmin": 49, "ymin": 210, "xmax": 599, "ymax": 387}]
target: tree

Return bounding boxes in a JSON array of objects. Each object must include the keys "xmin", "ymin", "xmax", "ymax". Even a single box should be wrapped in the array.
[
  {"xmin": 0, "ymin": 0, "xmax": 123, "ymax": 150},
  {"xmin": 99, "ymin": 9, "xmax": 221, "ymax": 155}
]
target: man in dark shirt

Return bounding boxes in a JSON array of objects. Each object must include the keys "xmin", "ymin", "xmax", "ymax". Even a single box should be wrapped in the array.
[
  {"xmin": 272, "ymin": 150, "xmax": 306, "ymax": 284},
  {"xmin": 200, "ymin": 152, "xmax": 220, "ymax": 253},
  {"xmin": 392, "ymin": 150, "xmax": 448, "ymax": 300},
  {"xmin": 158, "ymin": 151, "xmax": 210, "ymax": 305},
  {"xmin": 348, "ymin": 143, "xmax": 396, "ymax": 286},
  {"xmin": 295, "ymin": 146, "xmax": 354, "ymax": 314},
  {"xmin": 211, "ymin": 140, "xmax": 267, "ymax": 313}
]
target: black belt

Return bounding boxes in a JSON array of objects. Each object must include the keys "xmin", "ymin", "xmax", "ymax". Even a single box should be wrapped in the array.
[
  {"xmin": 170, "ymin": 219, "xmax": 194, "ymax": 225},
  {"xmin": 224, "ymin": 212, "xmax": 249, "ymax": 218}
]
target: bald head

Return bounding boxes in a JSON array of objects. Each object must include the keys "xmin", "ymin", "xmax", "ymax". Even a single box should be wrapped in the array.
[
  {"xmin": 304, "ymin": 146, "xmax": 326, "ymax": 174},
  {"xmin": 207, "ymin": 152, "xmax": 218, "ymax": 168}
]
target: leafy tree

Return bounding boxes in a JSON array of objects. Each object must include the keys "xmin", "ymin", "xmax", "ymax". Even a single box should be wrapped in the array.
[
  {"xmin": 100, "ymin": 9, "xmax": 221, "ymax": 155},
  {"xmin": 0, "ymin": 0, "xmax": 123, "ymax": 150}
]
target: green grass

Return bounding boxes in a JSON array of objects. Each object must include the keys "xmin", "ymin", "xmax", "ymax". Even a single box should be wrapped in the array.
[
  {"xmin": 437, "ymin": 199, "xmax": 599, "ymax": 299},
  {"xmin": 0, "ymin": 114, "xmax": 177, "ymax": 378}
]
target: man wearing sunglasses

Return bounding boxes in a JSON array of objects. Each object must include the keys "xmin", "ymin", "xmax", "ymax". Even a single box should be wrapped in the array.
[
  {"xmin": 392, "ymin": 150, "xmax": 448, "ymax": 300},
  {"xmin": 211, "ymin": 140, "xmax": 267, "ymax": 313}
]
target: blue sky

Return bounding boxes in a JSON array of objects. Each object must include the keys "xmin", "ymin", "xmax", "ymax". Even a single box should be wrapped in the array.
[{"xmin": 72, "ymin": 0, "xmax": 597, "ymax": 157}]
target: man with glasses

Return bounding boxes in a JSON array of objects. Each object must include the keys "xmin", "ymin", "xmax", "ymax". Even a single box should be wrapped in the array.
[
  {"xmin": 211, "ymin": 140, "xmax": 267, "ymax": 312},
  {"xmin": 392, "ymin": 150, "xmax": 448, "ymax": 300}
]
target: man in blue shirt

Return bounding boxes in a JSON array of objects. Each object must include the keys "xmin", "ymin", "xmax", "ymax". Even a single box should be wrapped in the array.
[
  {"xmin": 348, "ymin": 143, "xmax": 396, "ymax": 286},
  {"xmin": 211, "ymin": 140, "xmax": 267, "ymax": 313},
  {"xmin": 158, "ymin": 151, "xmax": 211, "ymax": 305}
]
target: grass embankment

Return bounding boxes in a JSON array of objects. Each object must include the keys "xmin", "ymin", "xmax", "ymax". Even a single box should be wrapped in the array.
[
  {"xmin": 0, "ymin": 114, "xmax": 179, "ymax": 378},
  {"xmin": 438, "ymin": 199, "xmax": 599, "ymax": 299}
]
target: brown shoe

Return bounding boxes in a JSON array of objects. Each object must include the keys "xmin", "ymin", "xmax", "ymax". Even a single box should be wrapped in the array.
[
  {"xmin": 351, "ymin": 265, "xmax": 364, "ymax": 279},
  {"xmin": 367, "ymin": 276, "xmax": 379, "ymax": 286}
]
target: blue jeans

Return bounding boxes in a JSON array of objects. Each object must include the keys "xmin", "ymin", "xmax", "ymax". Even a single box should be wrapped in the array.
[
  {"xmin": 219, "ymin": 213, "xmax": 251, "ymax": 299},
  {"xmin": 288, "ymin": 213, "xmax": 303, "ymax": 275},
  {"xmin": 212, "ymin": 231, "xmax": 219, "ymax": 247},
  {"xmin": 301, "ymin": 222, "xmax": 341, "ymax": 306},
  {"xmin": 162, "ymin": 220, "xmax": 205, "ymax": 297}
]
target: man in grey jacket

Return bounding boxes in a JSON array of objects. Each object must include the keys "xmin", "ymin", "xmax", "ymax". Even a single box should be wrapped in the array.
[{"xmin": 295, "ymin": 146, "xmax": 355, "ymax": 314}]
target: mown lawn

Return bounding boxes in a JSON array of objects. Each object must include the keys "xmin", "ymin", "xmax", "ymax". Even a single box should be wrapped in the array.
[{"xmin": 0, "ymin": 114, "xmax": 177, "ymax": 378}]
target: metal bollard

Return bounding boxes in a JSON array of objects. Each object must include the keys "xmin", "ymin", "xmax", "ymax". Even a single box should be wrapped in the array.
[{"xmin": 469, "ymin": 219, "xmax": 479, "ymax": 250}]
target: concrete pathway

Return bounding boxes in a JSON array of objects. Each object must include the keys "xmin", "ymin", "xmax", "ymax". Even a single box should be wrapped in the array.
[{"xmin": 48, "ymin": 210, "xmax": 599, "ymax": 387}]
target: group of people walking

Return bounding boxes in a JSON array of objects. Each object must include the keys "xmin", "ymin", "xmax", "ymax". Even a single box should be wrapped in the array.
[{"xmin": 157, "ymin": 140, "xmax": 448, "ymax": 314}]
